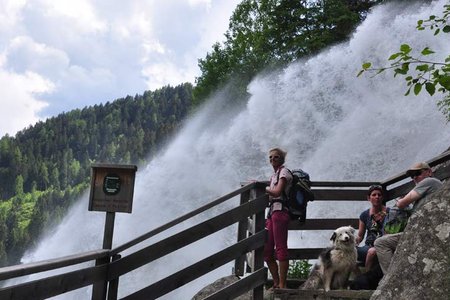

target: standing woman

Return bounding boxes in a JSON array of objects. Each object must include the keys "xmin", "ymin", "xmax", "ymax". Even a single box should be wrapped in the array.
[
  {"xmin": 264, "ymin": 148, "xmax": 293, "ymax": 289},
  {"xmin": 356, "ymin": 185, "xmax": 389, "ymax": 270}
]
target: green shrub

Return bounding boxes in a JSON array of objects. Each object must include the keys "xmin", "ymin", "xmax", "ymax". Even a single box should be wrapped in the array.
[{"xmin": 288, "ymin": 260, "xmax": 312, "ymax": 279}]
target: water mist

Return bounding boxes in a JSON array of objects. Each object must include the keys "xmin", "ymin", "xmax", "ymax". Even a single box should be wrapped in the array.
[{"xmin": 14, "ymin": 0, "xmax": 450, "ymax": 298}]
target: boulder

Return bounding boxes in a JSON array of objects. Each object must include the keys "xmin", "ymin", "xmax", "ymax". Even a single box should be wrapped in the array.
[
  {"xmin": 371, "ymin": 179, "xmax": 450, "ymax": 299},
  {"xmin": 191, "ymin": 275, "xmax": 272, "ymax": 300}
]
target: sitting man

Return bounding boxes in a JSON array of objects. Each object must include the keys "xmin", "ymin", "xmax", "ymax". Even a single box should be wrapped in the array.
[{"xmin": 374, "ymin": 162, "xmax": 443, "ymax": 275}]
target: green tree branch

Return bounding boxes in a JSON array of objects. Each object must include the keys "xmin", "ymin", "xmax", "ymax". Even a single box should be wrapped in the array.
[{"xmin": 358, "ymin": 3, "xmax": 450, "ymax": 120}]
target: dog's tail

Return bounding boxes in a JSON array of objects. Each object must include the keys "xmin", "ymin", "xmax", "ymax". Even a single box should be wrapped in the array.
[{"xmin": 299, "ymin": 268, "xmax": 322, "ymax": 290}]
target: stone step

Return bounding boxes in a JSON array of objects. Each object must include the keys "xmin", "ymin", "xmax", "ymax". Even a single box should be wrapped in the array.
[
  {"xmin": 272, "ymin": 288, "xmax": 374, "ymax": 300},
  {"xmin": 265, "ymin": 278, "xmax": 305, "ymax": 289}
]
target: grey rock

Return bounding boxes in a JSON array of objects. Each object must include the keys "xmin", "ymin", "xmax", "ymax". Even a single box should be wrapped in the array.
[
  {"xmin": 192, "ymin": 275, "xmax": 272, "ymax": 300},
  {"xmin": 371, "ymin": 179, "xmax": 450, "ymax": 300}
]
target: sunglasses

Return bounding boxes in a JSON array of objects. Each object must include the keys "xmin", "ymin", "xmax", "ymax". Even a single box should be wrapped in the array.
[
  {"xmin": 269, "ymin": 155, "xmax": 280, "ymax": 160},
  {"xmin": 408, "ymin": 169, "xmax": 424, "ymax": 178},
  {"xmin": 368, "ymin": 184, "xmax": 382, "ymax": 193}
]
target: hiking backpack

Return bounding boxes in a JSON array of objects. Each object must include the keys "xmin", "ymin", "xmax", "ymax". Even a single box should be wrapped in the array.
[{"xmin": 279, "ymin": 168, "xmax": 315, "ymax": 222}]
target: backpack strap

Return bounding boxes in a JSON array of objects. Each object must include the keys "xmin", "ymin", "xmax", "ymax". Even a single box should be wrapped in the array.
[
  {"xmin": 275, "ymin": 166, "xmax": 288, "ymax": 201},
  {"xmin": 272, "ymin": 166, "xmax": 290, "ymax": 211}
]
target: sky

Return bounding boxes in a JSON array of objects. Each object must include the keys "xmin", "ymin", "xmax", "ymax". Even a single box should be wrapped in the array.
[{"xmin": 0, "ymin": 0, "xmax": 240, "ymax": 137}]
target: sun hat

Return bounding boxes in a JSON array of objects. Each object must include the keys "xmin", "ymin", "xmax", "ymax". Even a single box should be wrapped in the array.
[
  {"xmin": 406, "ymin": 162, "xmax": 431, "ymax": 176},
  {"xmin": 408, "ymin": 162, "xmax": 431, "ymax": 171}
]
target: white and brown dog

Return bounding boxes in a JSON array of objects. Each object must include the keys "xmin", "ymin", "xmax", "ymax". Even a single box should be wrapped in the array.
[{"xmin": 300, "ymin": 226, "xmax": 359, "ymax": 291}]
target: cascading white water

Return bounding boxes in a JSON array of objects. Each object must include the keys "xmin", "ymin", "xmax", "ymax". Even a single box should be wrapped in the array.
[{"xmin": 14, "ymin": 0, "xmax": 450, "ymax": 298}]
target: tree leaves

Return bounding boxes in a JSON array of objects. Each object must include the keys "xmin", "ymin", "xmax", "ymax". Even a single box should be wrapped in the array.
[
  {"xmin": 414, "ymin": 83, "xmax": 422, "ymax": 95},
  {"xmin": 426, "ymin": 82, "xmax": 436, "ymax": 96},
  {"xmin": 358, "ymin": 2, "xmax": 450, "ymax": 121},
  {"xmin": 438, "ymin": 75, "xmax": 450, "ymax": 90},
  {"xmin": 362, "ymin": 62, "xmax": 372, "ymax": 69},
  {"xmin": 194, "ymin": 0, "xmax": 382, "ymax": 102},
  {"xmin": 400, "ymin": 44, "xmax": 412, "ymax": 54},
  {"xmin": 421, "ymin": 47, "xmax": 435, "ymax": 55}
]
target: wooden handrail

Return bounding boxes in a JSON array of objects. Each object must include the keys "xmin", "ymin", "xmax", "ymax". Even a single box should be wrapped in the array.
[
  {"xmin": 381, "ymin": 150, "xmax": 450, "ymax": 186},
  {"xmin": 288, "ymin": 218, "xmax": 358, "ymax": 230},
  {"xmin": 0, "ymin": 261, "xmax": 109, "ymax": 300},
  {"xmin": 0, "ymin": 249, "xmax": 110, "ymax": 281},
  {"xmin": 111, "ymin": 182, "xmax": 257, "ymax": 255},
  {"xmin": 122, "ymin": 230, "xmax": 267, "ymax": 300},
  {"xmin": 108, "ymin": 195, "xmax": 268, "ymax": 280},
  {"xmin": 256, "ymin": 181, "xmax": 381, "ymax": 188},
  {"xmin": 383, "ymin": 158, "xmax": 450, "ymax": 201},
  {"xmin": 203, "ymin": 267, "xmax": 267, "ymax": 300},
  {"xmin": 310, "ymin": 181, "xmax": 381, "ymax": 187}
]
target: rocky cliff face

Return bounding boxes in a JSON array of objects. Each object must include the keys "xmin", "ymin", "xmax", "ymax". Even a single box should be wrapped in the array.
[{"xmin": 371, "ymin": 179, "xmax": 450, "ymax": 300}]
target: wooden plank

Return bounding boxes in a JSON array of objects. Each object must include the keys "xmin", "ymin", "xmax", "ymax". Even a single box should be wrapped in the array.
[
  {"xmin": 311, "ymin": 181, "xmax": 381, "ymax": 187},
  {"xmin": 108, "ymin": 195, "xmax": 268, "ymax": 280},
  {"xmin": 430, "ymin": 150, "xmax": 450, "ymax": 164},
  {"xmin": 382, "ymin": 150, "xmax": 450, "ymax": 186},
  {"xmin": 0, "ymin": 263, "xmax": 108, "ymax": 300},
  {"xmin": 428, "ymin": 149, "xmax": 450, "ymax": 166},
  {"xmin": 382, "ymin": 172, "xmax": 410, "ymax": 188},
  {"xmin": 434, "ymin": 162, "xmax": 450, "ymax": 181},
  {"xmin": 312, "ymin": 189, "xmax": 367, "ymax": 201},
  {"xmin": 250, "ymin": 210, "xmax": 265, "ymax": 281},
  {"xmin": 287, "ymin": 248, "xmax": 323, "ymax": 260},
  {"xmin": 288, "ymin": 218, "xmax": 359, "ymax": 230},
  {"xmin": 385, "ymin": 181, "xmax": 414, "ymax": 200},
  {"xmin": 234, "ymin": 189, "xmax": 251, "ymax": 276},
  {"xmin": 203, "ymin": 267, "xmax": 267, "ymax": 300},
  {"xmin": 256, "ymin": 181, "xmax": 380, "ymax": 188},
  {"xmin": 0, "ymin": 249, "xmax": 109, "ymax": 281},
  {"xmin": 385, "ymin": 164, "xmax": 449, "ymax": 200},
  {"xmin": 121, "ymin": 230, "xmax": 266, "ymax": 300}
]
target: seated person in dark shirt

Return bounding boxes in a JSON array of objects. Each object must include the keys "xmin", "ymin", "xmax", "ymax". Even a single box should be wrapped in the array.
[{"xmin": 356, "ymin": 185, "xmax": 389, "ymax": 270}]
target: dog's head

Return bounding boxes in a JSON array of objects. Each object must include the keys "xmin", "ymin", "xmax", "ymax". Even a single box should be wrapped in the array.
[{"xmin": 330, "ymin": 226, "xmax": 356, "ymax": 246}]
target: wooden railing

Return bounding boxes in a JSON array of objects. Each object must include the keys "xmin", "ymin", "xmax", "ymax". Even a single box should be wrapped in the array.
[
  {"xmin": 0, "ymin": 183, "xmax": 268, "ymax": 300},
  {"xmin": 0, "ymin": 150, "xmax": 449, "ymax": 300}
]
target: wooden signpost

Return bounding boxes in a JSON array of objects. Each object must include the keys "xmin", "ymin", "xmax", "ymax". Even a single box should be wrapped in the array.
[{"xmin": 89, "ymin": 163, "xmax": 137, "ymax": 300}]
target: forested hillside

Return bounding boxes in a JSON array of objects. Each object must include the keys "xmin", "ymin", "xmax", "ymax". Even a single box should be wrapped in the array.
[
  {"xmin": 0, "ymin": 83, "xmax": 193, "ymax": 265},
  {"xmin": 0, "ymin": 0, "xmax": 384, "ymax": 267}
]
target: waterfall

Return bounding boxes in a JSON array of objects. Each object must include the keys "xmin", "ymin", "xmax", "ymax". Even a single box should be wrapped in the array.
[{"xmin": 14, "ymin": 0, "xmax": 450, "ymax": 298}]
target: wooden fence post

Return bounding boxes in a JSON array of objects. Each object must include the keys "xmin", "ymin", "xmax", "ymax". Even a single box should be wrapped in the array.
[
  {"xmin": 107, "ymin": 254, "xmax": 121, "ymax": 300},
  {"xmin": 91, "ymin": 212, "xmax": 115, "ymax": 300},
  {"xmin": 252, "ymin": 193, "xmax": 267, "ymax": 300},
  {"xmin": 234, "ymin": 188, "xmax": 251, "ymax": 276}
]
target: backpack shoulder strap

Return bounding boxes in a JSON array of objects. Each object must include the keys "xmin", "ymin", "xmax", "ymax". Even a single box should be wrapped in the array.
[{"xmin": 277, "ymin": 166, "xmax": 293, "ymax": 203}]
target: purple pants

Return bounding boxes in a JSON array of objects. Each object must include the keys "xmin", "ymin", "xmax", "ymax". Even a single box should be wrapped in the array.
[{"xmin": 264, "ymin": 210, "xmax": 290, "ymax": 262}]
